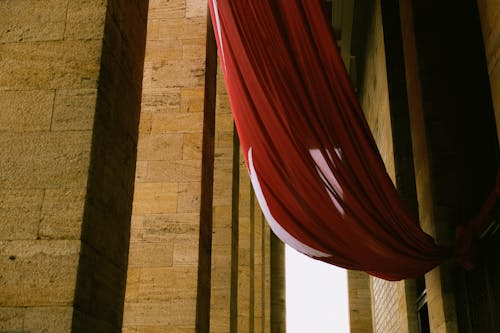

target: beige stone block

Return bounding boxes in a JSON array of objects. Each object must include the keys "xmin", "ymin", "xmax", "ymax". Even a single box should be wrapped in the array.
[
  {"xmin": 125, "ymin": 326, "xmax": 194, "ymax": 333},
  {"xmin": 142, "ymin": 62, "xmax": 154, "ymax": 89},
  {"xmin": 173, "ymin": 235, "xmax": 199, "ymax": 266},
  {"xmin": 64, "ymin": 0, "xmax": 107, "ymax": 40},
  {"xmin": 0, "ymin": 90, "xmax": 54, "ymax": 131},
  {"xmin": 123, "ymin": 299, "xmax": 196, "ymax": 327},
  {"xmin": 141, "ymin": 88, "xmax": 181, "ymax": 113},
  {"xmin": 146, "ymin": 40, "xmax": 183, "ymax": 61},
  {"xmin": 125, "ymin": 267, "xmax": 142, "ymax": 302},
  {"xmin": 39, "ymin": 188, "xmax": 86, "ymax": 239},
  {"xmin": 135, "ymin": 161, "xmax": 149, "ymax": 182},
  {"xmin": 23, "ymin": 306, "xmax": 73, "ymax": 333},
  {"xmin": 52, "ymin": 89, "xmax": 97, "ymax": 131},
  {"xmin": 130, "ymin": 215, "xmax": 145, "ymax": 241},
  {"xmin": 132, "ymin": 182, "xmax": 178, "ymax": 214},
  {"xmin": 0, "ymin": 40, "xmax": 101, "ymax": 90},
  {"xmin": 137, "ymin": 266, "xmax": 198, "ymax": 300},
  {"xmin": 186, "ymin": 0, "xmax": 206, "ymax": 18},
  {"xmin": 146, "ymin": 160, "xmax": 202, "ymax": 183},
  {"xmin": 0, "ymin": 240, "xmax": 80, "ymax": 306},
  {"xmin": 0, "ymin": 0, "xmax": 66, "ymax": 42},
  {"xmin": 128, "ymin": 241, "xmax": 173, "ymax": 268},
  {"xmin": 180, "ymin": 88, "xmax": 204, "ymax": 113},
  {"xmin": 0, "ymin": 307, "xmax": 24, "ymax": 331},
  {"xmin": 0, "ymin": 131, "xmax": 92, "ymax": 189},
  {"xmin": 150, "ymin": 59, "xmax": 205, "ymax": 89},
  {"xmin": 148, "ymin": 0, "xmax": 186, "ymax": 19},
  {"xmin": 138, "ymin": 111, "xmax": 153, "ymax": 135},
  {"xmin": 183, "ymin": 38, "xmax": 206, "ymax": 59},
  {"xmin": 147, "ymin": 19, "xmax": 161, "ymax": 41},
  {"xmin": 137, "ymin": 133, "xmax": 183, "ymax": 161},
  {"xmin": 182, "ymin": 133, "xmax": 203, "ymax": 160},
  {"xmin": 138, "ymin": 213, "xmax": 198, "ymax": 242},
  {"xmin": 158, "ymin": 16, "xmax": 207, "ymax": 41},
  {"xmin": 151, "ymin": 112, "xmax": 204, "ymax": 133},
  {"xmin": 213, "ymin": 205, "xmax": 232, "ymax": 221},
  {"xmin": 217, "ymin": 112, "xmax": 236, "ymax": 132},
  {"xmin": 177, "ymin": 182, "xmax": 201, "ymax": 213},
  {"xmin": 0, "ymin": 189, "xmax": 44, "ymax": 240},
  {"xmin": 216, "ymin": 130, "xmax": 235, "ymax": 148}
]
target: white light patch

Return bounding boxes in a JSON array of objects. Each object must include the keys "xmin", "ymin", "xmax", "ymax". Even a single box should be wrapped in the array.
[
  {"xmin": 248, "ymin": 147, "xmax": 331, "ymax": 258},
  {"xmin": 211, "ymin": 0, "xmax": 227, "ymax": 70},
  {"xmin": 309, "ymin": 149, "xmax": 345, "ymax": 216}
]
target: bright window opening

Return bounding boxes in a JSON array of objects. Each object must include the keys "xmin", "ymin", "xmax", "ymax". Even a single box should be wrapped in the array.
[{"xmin": 286, "ymin": 245, "xmax": 350, "ymax": 333}]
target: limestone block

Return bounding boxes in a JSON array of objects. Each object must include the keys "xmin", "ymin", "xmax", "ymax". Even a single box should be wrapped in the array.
[
  {"xmin": 125, "ymin": 267, "xmax": 141, "ymax": 302},
  {"xmin": 158, "ymin": 17, "xmax": 206, "ymax": 41},
  {"xmin": 124, "ymin": 326, "xmax": 194, "ymax": 333},
  {"xmin": 186, "ymin": 0, "xmax": 206, "ymax": 18},
  {"xmin": 0, "ymin": 240, "xmax": 80, "ymax": 306},
  {"xmin": 140, "ymin": 213, "xmax": 198, "ymax": 242},
  {"xmin": 151, "ymin": 112, "xmax": 204, "ymax": 133},
  {"xmin": 0, "ymin": 40, "xmax": 102, "ymax": 90},
  {"xmin": 128, "ymin": 241, "xmax": 174, "ymax": 268},
  {"xmin": 150, "ymin": 59, "xmax": 205, "ymax": 89},
  {"xmin": 138, "ymin": 112, "xmax": 153, "ymax": 135},
  {"xmin": 123, "ymin": 299, "xmax": 196, "ymax": 327},
  {"xmin": 142, "ymin": 62, "xmax": 154, "ymax": 89},
  {"xmin": 180, "ymin": 88, "xmax": 205, "ymax": 113},
  {"xmin": 0, "ymin": 189, "xmax": 44, "ymax": 240},
  {"xmin": 129, "ymin": 215, "xmax": 145, "ymax": 242},
  {"xmin": 0, "ymin": 131, "xmax": 92, "ymax": 189},
  {"xmin": 132, "ymin": 182, "xmax": 178, "ymax": 214},
  {"xmin": 182, "ymin": 39, "xmax": 206, "ymax": 60},
  {"xmin": 0, "ymin": 0, "xmax": 66, "ymax": 42},
  {"xmin": 146, "ymin": 160, "xmax": 202, "ymax": 183},
  {"xmin": 141, "ymin": 88, "xmax": 181, "ymax": 113},
  {"xmin": 23, "ymin": 306, "xmax": 73, "ymax": 333},
  {"xmin": 182, "ymin": 133, "xmax": 203, "ymax": 160},
  {"xmin": 212, "ymin": 202, "xmax": 232, "ymax": 220},
  {"xmin": 146, "ymin": 40, "xmax": 183, "ymax": 62},
  {"xmin": 65, "ymin": 0, "xmax": 107, "ymax": 40},
  {"xmin": 177, "ymin": 182, "xmax": 201, "ymax": 213},
  {"xmin": 173, "ymin": 234, "xmax": 199, "ymax": 266},
  {"xmin": 135, "ymin": 161, "xmax": 149, "ymax": 183},
  {"xmin": 217, "ymin": 112, "xmax": 236, "ymax": 132},
  {"xmin": 39, "ymin": 188, "xmax": 86, "ymax": 239},
  {"xmin": 52, "ymin": 89, "xmax": 97, "ymax": 131},
  {"xmin": 0, "ymin": 307, "xmax": 24, "ymax": 331},
  {"xmin": 147, "ymin": 19, "xmax": 161, "ymax": 41},
  {"xmin": 137, "ymin": 133, "xmax": 183, "ymax": 161},
  {"xmin": 0, "ymin": 90, "xmax": 54, "ymax": 131},
  {"xmin": 148, "ymin": 0, "xmax": 186, "ymax": 19},
  {"xmin": 136, "ymin": 266, "xmax": 198, "ymax": 301}
]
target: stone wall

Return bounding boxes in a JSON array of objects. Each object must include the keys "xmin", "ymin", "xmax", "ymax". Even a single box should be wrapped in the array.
[
  {"xmin": 0, "ymin": 0, "xmax": 148, "ymax": 331},
  {"xmin": 351, "ymin": 1, "xmax": 413, "ymax": 332},
  {"xmin": 122, "ymin": 0, "xmax": 207, "ymax": 331},
  {"xmin": 122, "ymin": 1, "xmax": 277, "ymax": 331},
  {"xmin": 477, "ymin": 0, "xmax": 500, "ymax": 140}
]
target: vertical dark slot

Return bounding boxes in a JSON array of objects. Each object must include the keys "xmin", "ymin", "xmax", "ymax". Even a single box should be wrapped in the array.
[{"xmin": 195, "ymin": 11, "xmax": 217, "ymax": 333}]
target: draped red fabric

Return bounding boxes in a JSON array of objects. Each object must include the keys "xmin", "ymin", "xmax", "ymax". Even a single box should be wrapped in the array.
[{"xmin": 208, "ymin": 0, "xmax": 497, "ymax": 280}]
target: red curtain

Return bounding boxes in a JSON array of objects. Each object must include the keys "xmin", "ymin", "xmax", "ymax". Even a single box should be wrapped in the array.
[{"xmin": 208, "ymin": 0, "xmax": 497, "ymax": 280}]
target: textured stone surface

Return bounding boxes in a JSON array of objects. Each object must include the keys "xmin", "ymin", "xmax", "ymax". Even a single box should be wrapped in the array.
[
  {"xmin": 0, "ymin": 0, "xmax": 148, "ymax": 331},
  {"xmin": 122, "ymin": 1, "xmax": 207, "ymax": 331},
  {"xmin": 477, "ymin": 0, "xmax": 500, "ymax": 141},
  {"xmin": 353, "ymin": 2, "xmax": 407, "ymax": 333}
]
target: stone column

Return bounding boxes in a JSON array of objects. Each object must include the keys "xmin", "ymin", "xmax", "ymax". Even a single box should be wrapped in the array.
[
  {"xmin": 270, "ymin": 233, "xmax": 286, "ymax": 333},
  {"xmin": 476, "ymin": 0, "xmax": 500, "ymax": 141},
  {"xmin": 122, "ymin": 0, "xmax": 208, "ymax": 332},
  {"xmin": 210, "ymin": 63, "xmax": 235, "ymax": 333},
  {"xmin": 0, "ymin": 0, "xmax": 148, "ymax": 332}
]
